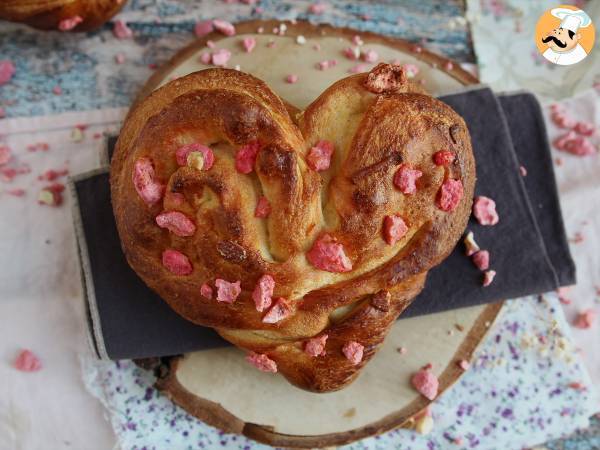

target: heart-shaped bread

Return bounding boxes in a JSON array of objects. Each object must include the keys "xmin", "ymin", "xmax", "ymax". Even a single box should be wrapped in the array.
[{"xmin": 111, "ymin": 64, "xmax": 475, "ymax": 392}]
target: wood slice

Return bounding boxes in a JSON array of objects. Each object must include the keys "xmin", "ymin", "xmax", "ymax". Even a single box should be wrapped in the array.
[{"xmin": 135, "ymin": 19, "xmax": 501, "ymax": 448}]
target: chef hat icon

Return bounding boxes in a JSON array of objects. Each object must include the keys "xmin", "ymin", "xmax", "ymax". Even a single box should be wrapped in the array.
[{"xmin": 551, "ymin": 7, "xmax": 592, "ymax": 33}]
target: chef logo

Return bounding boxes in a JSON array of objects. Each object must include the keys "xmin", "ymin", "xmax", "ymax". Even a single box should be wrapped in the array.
[{"xmin": 535, "ymin": 5, "xmax": 595, "ymax": 66}]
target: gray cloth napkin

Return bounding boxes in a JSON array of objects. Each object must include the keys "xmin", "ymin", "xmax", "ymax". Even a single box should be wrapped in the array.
[{"xmin": 70, "ymin": 86, "xmax": 575, "ymax": 360}]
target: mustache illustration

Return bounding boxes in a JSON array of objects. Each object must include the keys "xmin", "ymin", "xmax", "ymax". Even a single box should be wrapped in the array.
[{"xmin": 542, "ymin": 35, "xmax": 567, "ymax": 48}]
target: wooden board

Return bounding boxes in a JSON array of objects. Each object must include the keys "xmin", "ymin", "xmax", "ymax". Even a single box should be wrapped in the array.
[{"xmin": 136, "ymin": 19, "xmax": 502, "ymax": 448}]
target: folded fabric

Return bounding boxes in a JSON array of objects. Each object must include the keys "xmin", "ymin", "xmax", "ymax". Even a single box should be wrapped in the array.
[{"xmin": 70, "ymin": 87, "xmax": 575, "ymax": 360}]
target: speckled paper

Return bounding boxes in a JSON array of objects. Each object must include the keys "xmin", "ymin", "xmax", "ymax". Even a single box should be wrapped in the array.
[{"xmin": 83, "ymin": 293, "xmax": 597, "ymax": 450}]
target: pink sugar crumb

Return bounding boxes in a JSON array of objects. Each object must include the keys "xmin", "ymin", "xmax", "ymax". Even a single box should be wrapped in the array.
[
  {"xmin": 194, "ymin": 20, "xmax": 214, "ymax": 38},
  {"xmin": 305, "ymin": 334, "xmax": 328, "ymax": 357},
  {"xmin": 235, "ymin": 141, "xmax": 260, "ymax": 174},
  {"xmin": 113, "ymin": 20, "xmax": 133, "ymax": 39},
  {"xmin": 308, "ymin": 3, "xmax": 327, "ymax": 14},
  {"xmin": 7, "ymin": 188, "xmax": 25, "ymax": 197},
  {"xmin": 155, "ymin": 211, "xmax": 196, "ymax": 237},
  {"xmin": 38, "ymin": 168, "xmax": 68, "ymax": 181},
  {"xmin": 211, "ymin": 48, "xmax": 232, "ymax": 67},
  {"xmin": 574, "ymin": 121, "xmax": 595, "ymax": 136},
  {"xmin": 307, "ymin": 233, "xmax": 352, "ymax": 273},
  {"xmin": 262, "ymin": 298, "xmax": 291, "ymax": 324},
  {"xmin": 554, "ymin": 131, "xmax": 597, "ymax": 156},
  {"xmin": 254, "ymin": 196, "xmax": 271, "ymax": 218},
  {"xmin": 317, "ymin": 59, "xmax": 338, "ymax": 70},
  {"xmin": 0, "ymin": 60, "xmax": 16, "ymax": 85},
  {"xmin": 132, "ymin": 157, "xmax": 165, "ymax": 205},
  {"xmin": 457, "ymin": 359, "xmax": 470, "ymax": 370},
  {"xmin": 307, "ymin": 140, "xmax": 334, "ymax": 171},
  {"xmin": 162, "ymin": 249, "xmax": 193, "ymax": 276},
  {"xmin": 393, "ymin": 164, "xmax": 423, "ymax": 194},
  {"xmin": 550, "ymin": 109, "xmax": 575, "ymax": 129},
  {"xmin": 213, "ymin": 19, "xmax": 236, "ymax": 36},
  {"xmin": 411, "ymin": 368, "xmax": 439, "ymax": 400},
  {"xmin": 52, "ymin": 85, "xmax": 62, "ymax": 95},
  {"xmin": 343, "ymin": 46, "xmax": 361, "ymax": 60},
  {"xmin": 362, "ymin": 49, "xmax": 378, "ymax": 63},
  {"xmin": 574, "ymin": 309, "xmax": 596, "ymax": 329},
  {"xmin": 252, "ymin": 274, "xmax": 275, "ymax": 312},
  {"xmin": 519, "ymin": 165, "xmax": 527, "ymax": 176},
  {"xmin": 568, "ymin": 381, "xmax": 586, "ymax": 390},
  {"xmin": 383, "ymin": 214, "xmax": 408, "ymax": 246},
  {"xmin": 58, "ymin": 15, "xmax": 83, "ymax": 31},
  {"xmin": 352, "ymin": 35, "xmax": 364, "ymax": 46},
  {"xmin": 14, "ymin": 349, "xmax": 42, "ymax": 372},
  {"xmin": 400, "ymin": 64, "xmax": 419, "ymax": 78},
  {"xmin": 471, "ymin": 250, "xmax": 490, "ymax": 271},
  {"xmin": 397, "ymin": 346, "xmax": 408, "ymax": 355},
  {"xmin": 482, "ymin": 270, "xmax": 496, "ymax": 287},
  {"xmin": 246, "ymin": 352, "xmax": 277, "ymax": 373},
  {"xmin": 200, "ymin": 52, "xmax": 211, "ymax": 64},
  {"xmin": 285, "ymin": 74, "xmax": 299, "ymax": 84},
  {"xmin": 0, "ymin": 145, "xmax": 12, "ymax": 166},
  {"xmin": 200, "ymin": 283, "xmax": 213, "ymax": 300},
  {"xmin": 215, "ymin": 279, "xmax": 241, "ymax": 303},
  {"xmin": 206, "ymin": 40, "xmax": 216, "ymax": 49},
  {"xmin": 444, "ymin": 61, "xmax": 454, "ymax": 71},
  {"xmin": 342, "ymin": 341, "xmax": 364, "ymax": 365},
  {"xmin": 38, "ymin": 183, "xmax": 65, "ymax": 207},
  {"xmin": 437, "ymin": 179, "xmax": 464, "ymax": 211},
  {"xmin": 242, "ymin": 37, "xmax": 256, "ymax": 53},
  {"xmin": 115, "ymin": 53, "xmax": 126, "ymax": 64},
  {"xmin": 473, "ymin": 196, "xmax": 499, "ymax": 226}
]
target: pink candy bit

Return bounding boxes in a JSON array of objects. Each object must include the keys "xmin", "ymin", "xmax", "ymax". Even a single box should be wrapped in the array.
[
  {"xmin": 194, "ymin": 20, "xmax": 214, "ymax": 38},
  {"xmin": 155, "ymin": 211, "xmax": 196, "ymax": 237},
  {"xmin": 38, "ymin": 168, "xmax": 68, "ymax": 181},
  {"xmin": 307, "ymin": 233, "xmax": 353, "ymax": 273},
  {"xmin": 343, "ymin": 46, "xmax": 361, "ymax": 60},
  {"xmin": 262, "ymin": 298, "xmax": 291, "ymax": 324},
  {"xmin": 352, "ymin": 35, "xmax": 364, "ymax": 46},
  {"xmin": 433, "ymin": 150, "xmax": 455, "ymax": 166},
  {"xmin": 58, "ymin": 15, "xmax": 83, "ymax": 31},
  {"xmin": 215, "ymin": 278, "xmax": 241, "ymax": 303},
  {"xmin": 482, "ymin": 270, "xmax": 496, "ymax": 287},
  {"xmin": 0, "ymin": 145, "xmax": 12, "ymax": 166},
  {"xmin": 304, "ymin": 334, "xmax": 328, "ymax": 357},
  {"xmin": 254, "ymin": 196, "xmax": 271, "ymax": 218},
  {"xmin": 235, "ymin": 141, "xmax": 260, "ymax": 174},
  {"xmin": 473, "ymin": 196, "xmax": 499, "ymax": 226},
  {"xmin": 443, "ymin": 61, "xmax": 454, "ymax": 71},
  {"xmin": 306, "ymin": 140, "xmax": 334, "ymax": 172},
  {"xmin": 317, "ymin": 59, "xmax": 338, "ymax": 70},
  {"xmin": 574, "ymin": 121, "xmax": 595, "ymax": 136},
  {"xmin": 242, "ymin": 37, "xmax": 256, "ymax": 53},
  {"xmin": 211, "ymin": 48, "xmax": 232, "ymax": 67},
  {"xmin": 348, "ymin": 63, "xmax": 370, "ymax": 74},
  {"xmin": 342, "ymin": 341, "xmax": 364, "ymax": 365},
  {"xmin": 471, "ymin": 250, "xmax": 489, "ymax": 271},
  {"xmin": 362, "ymin": 49, "xmax": 379, "ymax": 63},
  {"xmin": 285, "ymin": 74, "xmax": 299, "ymax": 84},
  {"xmin": 132, "ymin": 157, "xmax": 165, "ymax": 205},
  {"xmin": 457, "ymin": 359, "xmax": 470, "ymax": 371},
  {"xmin": 383, "ymin": 214, "xmax": 408, "ymax": 245},
  {"xmin": 14, "ymin": 349, "xmax": 42, "ymax": 372},
  {"xmin": 393, "ymin": 164, "xmax": 423, "ymax": 195},
  {"xmin": 308, "ymin": 3, "xmax": 327, "ymax": 14},
  {"xmin": 553, "ymin": 131, "xmax": 597, "ymax": 157},
  {"xmin": 113, "ymin": 20, "xmax": 133, "ymax": 39},
  {"xmin": 38, "ymin": 183, "xmax": 65, "ymax": 207},
  {"xmin": 7, "ymin": 188, "xmax": 25, "ymax": 197},
  {"xmin": 213, "ymin": 19, "xmax": 236, "ymax": 36},
  {"xmin": 162, "ymin": 249, "xmax": 193, "ymax": 275},
  {"xmin": 206, "ymin": 40, "xmax": 216, "ymax": 49},
  {"xmin": 519, "ymin": 165, "xmax": 527, "ymax": 177},
  {"xmin": 175, "ymin": 143, "xmax": 215, "ymax": 170},
  {"xmin": 550, "ymin": 109, "xmax": 575, "ymax": 129},
  {"xmin": 252, "ymin": 274, "xmax": 275, "ymax": 312},
  {"xmin": 52, "ymin": 85, "xmax": 62, "ymax": 95},
  {"xmin": 568, "ymin": 381, "xmax": 585, "ymax": 390},
  {"xmin": 0, "ymin": 60, "xmax": 16, "ymax": 85},
  {"xmin": 200, "ymin": 283, "xmax": 213, "ymax": 299},
  {"xmin": 463, "ymin": 231, "xmax": 480, "ymax": 256},
  {"xmin": 574, "ymin": 309, "xmax": 596, "ymax": 329},
  {"xmin": 115, "ymin": 53, "xmax": 126, "ymax": 64},
  {"xmin": 199, "ymin": 52, "xmax": 211, "ymax": 64},
  {"xmin": 411, "ymin": 368, "xmax": 439, "ymax": 400},
  {"xmin": 246, "ymin": 352, "xmax": 277, "ymax": 373},
  {"xmin": 557, "ymin": 286, "xmax": 572, "ymax": 305}
]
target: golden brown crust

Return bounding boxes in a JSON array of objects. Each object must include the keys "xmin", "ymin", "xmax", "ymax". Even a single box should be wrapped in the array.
[
  {"xmin": 0, "ymin": 0, "xmax": 126, "ymax": 31},
  {"xmin": 111, "ymin": 65, "xmax": 476, "ymax": 392}
]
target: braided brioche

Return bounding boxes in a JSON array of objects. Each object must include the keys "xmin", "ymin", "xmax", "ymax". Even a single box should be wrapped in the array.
[
  {"xmin": 111, "ymin": 64, "xmax": 475, "ymax": 392},
  {"xmin": 0, "ymin": 0, "xmax": 125, "ymax": 31}
]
